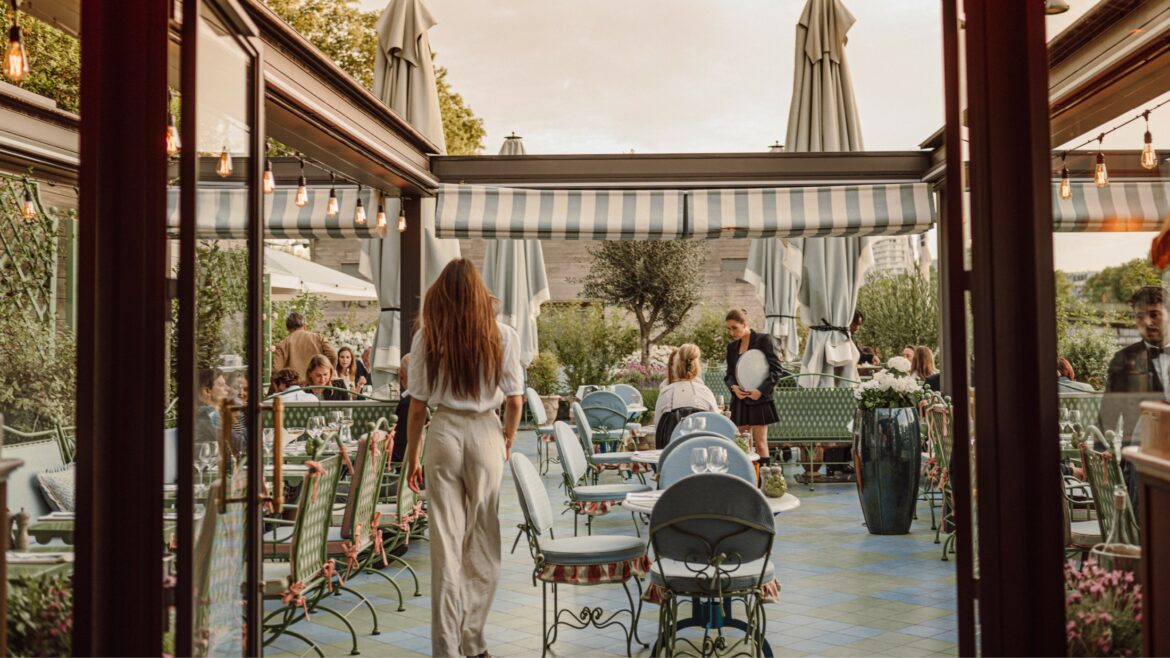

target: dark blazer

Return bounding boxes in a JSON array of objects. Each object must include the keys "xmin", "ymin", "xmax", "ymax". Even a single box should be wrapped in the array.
[
  {"xmin": 392, "ymin": 393, "xmax": 410, "ymax": 463},
  {"xmin": 725, "ymin": 330, "xmax": 787, "ymax": 404},
  {"xmin": 1101, "ymin": 341, "xmax": 1163, "ymax": 440}
]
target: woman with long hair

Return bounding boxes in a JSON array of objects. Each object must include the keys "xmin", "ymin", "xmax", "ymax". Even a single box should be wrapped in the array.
[
  {"xmin": 335, "ymin": 346, "xmax": 359, "ymax": 389},
  {"xmin": 911, "ymin": 345, "xmax": 938, "ymax": 379},
  {"xmin": 404, "ymin": 259, "xmax": 525, "ymax": 658},
  {"xmin": 724, "ymin": 309, "xmax": 785, "ymax": 460}
]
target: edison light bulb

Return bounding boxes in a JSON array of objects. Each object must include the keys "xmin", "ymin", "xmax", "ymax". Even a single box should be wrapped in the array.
[
  {"xmin": 216, "ymin": 146, "xmax": 232, "ymax": 178},
  {"xmin": 376, "ymin": 202, "xmax": 387, "ymax": 228},
  {"xmin": 1094, "ymin": 152, "xmax": 1109, "ymax": 187},
  {"xmin": 6, "ymin": 24, "xmax": 28, "ymax": 82},
  {"xmin": 262, "ymin": 161, "xmax": 275, "ymax": 193},
  {"xmin": 1059, "ymin": 165, "xmax": 1072, "ymax": 200},
  {"xmin": 326, "ymin": 187, "xmax": 339, "ymax": 216},
  {"xmin": 20, "ymin": 190, "xmax": 35, "ymax": 220},
  {"xmin": 397, "ymin": 210, "xmax": 407, "ymax": 233},
  {"xmin": 165, "ymin": 115, "xmax": 181, "ymax": 156},
  {"xmin": 295, "ymin": 175, "xmax": 309, "ymax": 207},
  {"xmin": 1142, "ymin": 131, "xmax": 1159, "ymax": 170},
  {"xmin": 354, "ymin": 197, "xmax": 366, "ymax": 225}
]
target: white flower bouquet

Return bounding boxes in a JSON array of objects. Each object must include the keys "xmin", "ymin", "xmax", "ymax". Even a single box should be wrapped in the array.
[{"xmin": 854, "ymin": 356, "xmax": 927, "ymax": 410}]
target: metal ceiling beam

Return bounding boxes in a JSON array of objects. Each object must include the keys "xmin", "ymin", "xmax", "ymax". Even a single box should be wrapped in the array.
[
  {"xmin": 0, "ymin": 82, "xmax": 78, "ymax": 184},
  {"xmin": 432, "ymin": 151, "xmax": 932, "ymax": 188}
]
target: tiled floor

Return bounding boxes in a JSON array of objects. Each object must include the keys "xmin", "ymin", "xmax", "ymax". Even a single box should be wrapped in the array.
[{"xmin": 266, "ymin": 432, "xmax": 957, "ymax": 657}]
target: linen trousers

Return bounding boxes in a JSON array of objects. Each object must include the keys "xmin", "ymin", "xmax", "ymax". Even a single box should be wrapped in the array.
[{"xmin": 425, "ymin": 406, "xmax": 506, "ymax": 657}]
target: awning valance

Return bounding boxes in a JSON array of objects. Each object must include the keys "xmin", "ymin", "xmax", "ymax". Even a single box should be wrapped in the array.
[
  {"xmin": 1052, "ymin": 181, "xmax": 1170, "ymax": 232},
  {"xmin": 434, "ymin": 184, "xmax": 686, "ymax": 240},
  {"xmin": 689, "ymin": 184, "xmax": 936, "ymax": 239},
  {"xmin": 166, "ymin": 187, "xmax": 389, "ymax": 240}
]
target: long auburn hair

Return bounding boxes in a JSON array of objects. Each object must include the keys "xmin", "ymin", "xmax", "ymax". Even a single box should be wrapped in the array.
[{"xmin": 420, "ymin": 259, "xmax": 503, "ymax": 400}]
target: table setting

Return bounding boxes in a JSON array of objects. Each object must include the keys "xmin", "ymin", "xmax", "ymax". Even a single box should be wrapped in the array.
[{"xmin": 624, "ymin": 444, "xmax": 800, "ymax": 515}]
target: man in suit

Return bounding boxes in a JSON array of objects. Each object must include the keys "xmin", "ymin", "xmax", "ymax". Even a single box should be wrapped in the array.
[
  {"xmin": 391, "ymin": 354, "xmax": 412, "ymax": 464},
  {"xmin": 272, "ymin": 312, "xmax": 337, "ymax": 377}
]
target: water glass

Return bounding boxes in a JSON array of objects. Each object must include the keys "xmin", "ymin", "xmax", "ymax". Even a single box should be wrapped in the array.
[
  {"xmin": 327, "ymin": 411, "xmax": 344, "ymax": 436},
  {"xmin": 340, "ymin": 408, "xmax": 353, "ymax": 428},
  {"xmin": 690, "ymin": 447, "xmax": 709, "ymax": 474},
  {"xmin": 707, "ymin": 446, "xmax": 729, "ymax": 474},
  {"xmin": 307, "ymin": 416, "xmax": 325, "ymax": 440}
]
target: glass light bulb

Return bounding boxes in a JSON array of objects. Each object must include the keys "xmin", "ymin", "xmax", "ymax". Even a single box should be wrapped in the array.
[
  {"xmin": 6, "ymin": 25, "xmax": 28, "ymax": 82},
  {"xmin": 376, "ymin": 204, "xmax": 387, "ymax": 228},
  {"xmin": 397, "ymin": 211, "xmax": 407, "ymax": 233},
  {"xmin": 262, "ymin": 162, "xmax": 275, "ymax": 193},
  {"xmin": 326, "ymin": 188, "xmax": 339, "ymax": 216},
  {"xmin": 1094, "ymin": 153, "xmax": 1109, "ymax": 187},
  {"xmin": 216, "ymin": 147, "xmax": 232, "ymax": 178},
  {"xmin": 165, "ymin": 117, "xmax": 181, "ymax": 156},
  {"xmin": 295, "ymin": 176, "xmax": 309, "ymax": 207},
  {"xmin": 20, "ymin": 190, "xmax": 35, "ymax": 220},
  {"xmin": 1059, "ymin": 166, "xmax": 1072, "ymax": 200},
  {"xmin": 1142, "ymin": 131, "xmax": 1158, "ymax": 170},
  {"xmin": 354, "ymin": 198, "xmax": 366, "ymax": 225}
]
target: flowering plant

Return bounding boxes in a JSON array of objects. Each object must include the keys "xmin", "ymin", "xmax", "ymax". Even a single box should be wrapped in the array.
[
  {"xmin": 853, "ymin": 356, "xmax": 926, "ymax": 410},
  {"xmin": 1065, "ymin": 559, "xmax": 1142, "ymax": 657}
]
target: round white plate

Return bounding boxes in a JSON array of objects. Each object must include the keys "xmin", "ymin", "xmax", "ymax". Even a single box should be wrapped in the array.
[{"xmin": 736, "ymin": 349, "xmax": 769, "ymax": 390}]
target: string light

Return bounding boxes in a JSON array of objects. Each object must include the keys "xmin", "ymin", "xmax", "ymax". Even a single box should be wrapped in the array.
[
  {"xmin": 20, "ymin": 187, "xmax": 35, "ymax": 220},
  {"xmin": 262, "ymin": 159, "xmax": 275, "ymax": 193},
  {"xmin": 354, "ymin": 184, "xmax": 366, "ymax": 225},
  {"xmin": 6, "ymin": 1, "xmax": 28, "ymax": 82},
  {"xmin": 376, "ymin": 195, "xmax": 387, "ymax": 229},
  {"xmin": 397, "ymin": 204, "xmax": 407, "ymax": 233},
  {"xmin": 1142, "ymin": 110, "xmax": 1159, "ymax": 170},
  {"xmin": 326, "ymin": 173, "xmax": 339, "ymax": 216},
  {"xmin": 1060, "ymin": 155, "xmax": 1072, "ymax": 200},
  {"xmin": 216, "ymin": 145, "xmax": 232, "ymax": 178},
  {"xmin": 295, "ymin": 158, "xmax": 309, "ymax": 207},
  {"xmin": 165, "ymin": 91, "xmax": 181, "ymax": 157},
  {"xmin": 1094, "ymin": 134, "xmax": 1109, "ymax": 188}
]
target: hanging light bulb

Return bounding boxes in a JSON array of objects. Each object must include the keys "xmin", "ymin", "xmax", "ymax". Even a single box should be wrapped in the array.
[
  {"xmin": 1044, "ymin": 0, "xmax": 1070, "ymax": 15},
  {"xmin": 6, "ymin": 4, "xmax": 28, "ymax": 82},
  {"xmin": 1094, "ymin": 135, "xmax": 1109, "ymax": 187},
  {"xmin": 216, "ymin": 145, "xmax": 232, "ymax": 178},
  {"xmin": 165, "ymin": 93, "xmax": 181, "ymax": 157},
  {"xmin": 375, "ymin": 196, "xmax": 387, "ymax": 228},
  {"xmin": 326, "ymin": 173, "xmax": 339, "ymax": 216},
  {"xmin": 295, "ymin": 158, "xmax": 309, "ymax": 207},
  {"xmin": 262, "ymin": 159, "xmax": 275, "ymax": 193},
  {"xmin": 1059, "ymin": 155, "xmax": 1072, "ymax": 200},
  {"xmin": 20, "ymin": 187, "xmax": 35, "ymax": 220},
  {"xmin": 397, "ymin": 207, "xmax": 407, "ymax": 233},
  {"xmin": 1142, "ymin": 110, "xmax": 1159, "ymax": 170},
  {"xmin": 354, "ymin": 185, "xmax": 366, "ymax": 225}
]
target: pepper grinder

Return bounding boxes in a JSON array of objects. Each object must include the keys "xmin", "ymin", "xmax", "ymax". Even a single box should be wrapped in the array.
[{"xmin": 13, "ymin": 508, "xmax": 29, "ymax": 551}]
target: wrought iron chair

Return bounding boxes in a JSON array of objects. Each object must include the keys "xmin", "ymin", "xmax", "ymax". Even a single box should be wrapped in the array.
[
  {"xmin": 658, "ymin": 435, "xmax": 754, "ymax": 489},
  {"xmin": 612, "ymin": 383, "xmax": 647, "ymax": 423},
  {"xmin": 552, "ymin": 421, "xmax": 650, "ymax": 536},
  {"xmin": 1078, "ymin": 426, "xmax": 1140, "ymax": 546},
  {"xmin": 646, "ymin": 473, "xmax": 779, "ymax": 657},
  {"xmin": 669, "ymin": 412, "xmax": 739, "ymax": 443},
  {"xmin": 527, "ymin": 387, "xmax": 559, "ymax": 475},
  {"xmin": 919, "ymin": 398, "xmax": 956, "ymax": 561},
  {"xmin": 580, "ymin": 391, "xmax": 634, "ymax": 452},
  {"xmin": 193, "ymin": 478, "xmax": 247, "ymax": 656},
  {"xmin": 571, "ymin": 401, "xmax": 651, "ymax": 484},
  {"xmin": 510, "ymin": 453, "xmax": 649, "ymax": 657}
]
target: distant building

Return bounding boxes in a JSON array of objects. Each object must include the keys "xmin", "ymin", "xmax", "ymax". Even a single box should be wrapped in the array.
[
  {"xmin": 1066, "ymin": 270, "xmax": 1093, "ymax": 300},
  {"xmin": 868, "ymin": 236, "xmax": 917, "ymax": 278}
]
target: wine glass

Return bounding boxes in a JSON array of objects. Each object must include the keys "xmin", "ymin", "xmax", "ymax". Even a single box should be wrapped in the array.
[
  {"xmin": 307, "ymin": 416, "xmax": 325, "ymax": 441},
  {"xmin": 340, "ymin": 408, "xmax": 353, "ymax": 429},
  {"xmin": 194, "ymin": 443, "xmax": 211, "ymax": 484},
  {"xmin": 361, "ymin": 385, "xmax": 373, "ymax": 398},
  {"xmin": 285, "ymin": 426, "xmax": 305, "ymax": 442},
  {"xmin": 262, "ymin": 428, "xmax": 275, "ymax": 464},
  {"xmin": 707, "ymin": 447, "xmax": 729, "ymax": 474},
  {"xmin": 690, "ymin": 447, "xmax": 709, "ymax": 474}
]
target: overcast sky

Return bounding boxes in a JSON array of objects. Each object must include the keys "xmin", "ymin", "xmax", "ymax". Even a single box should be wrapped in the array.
[{"xmin": 358, "ymin": 0, "xmax": 1162, "ymax": 271}]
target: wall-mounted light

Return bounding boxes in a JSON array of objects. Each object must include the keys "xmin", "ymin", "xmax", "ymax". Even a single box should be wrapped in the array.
[{"xmin": 20, "ymin": 187, "xmax": 35, "ymax": 220}]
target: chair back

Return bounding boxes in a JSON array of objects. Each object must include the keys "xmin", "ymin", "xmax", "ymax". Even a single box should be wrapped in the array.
[
  {"xmin": 194, "ymin": 475, "xmax": 247, "ymax": 656},
  {"xmin": 510, "ymin": 452, "xmax": 554, "ymax": 538},
  {"xmin": 552, "ymin": 420, "xmax": 589, "ymax": 486},
  {"xmin": 55, "ymin": 424, "xmax": 76, "ymax": 463},
  {"xmin": 164, "ymin": 428, "xmax": 179, "ymax": 484},
  {"xmin": 580, "ymin": 391, "xmax": 629, "ymax": 434},
  {"xmin": 1, "ymin": 436, "xmax": 65, "ymax": 518},
  {"xmin": 339, "ymin": 430, "xmax": 392, "ymax": 541},
  {"xmin": 611, "ymin": 384, "xmax": 643, "ymax": 409},
  {"xmin": 290, "ymin": 456, "xmax": 343, "ymax": 583},
  {"xmin": 670, "ymin": 412, "xmax": 738, "ymax": 442},
  {"xmin": 655, "ymin": 406, "xmax": 702, "ymax": 450},
  {"xmin": 659, "ymin": 435, "xmax": 753, "ymax": 489},
  {"xmin": 649, "ymin": 474, "xmax": 774, "ymax": 593},
  {"xmin": 659, "ymin": 431, "xmax": 732, "ymax": 469},
  {"xmin": 526, "ymin": 387, "xmax": 548, "ymax": 426},
  {"xmin": 1079, "ymin": 427, "xmax": 1140, "ymax": 545}
]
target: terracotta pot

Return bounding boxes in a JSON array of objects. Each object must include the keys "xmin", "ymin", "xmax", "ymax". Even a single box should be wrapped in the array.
[{"xmin": 540, "ymin": 395, "xmax": 561, "ymax": 425}]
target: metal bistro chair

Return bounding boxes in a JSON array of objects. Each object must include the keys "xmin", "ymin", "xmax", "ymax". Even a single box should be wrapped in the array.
[
  {"xmin": 1078, "ymin": 426, "xmax": 1140, "ymax": 546},
  {"xmin": 612, "ymin": 383, "xmax": 647, "ymax": 423},
  {"xmin": 658, "ymin": 435, "xmax": 754, "ymax": 490},
  {"xmin": 572, "ymin": 401, "xmax": 651, "ymax": 484},
  {"xmin": 511, "ymin": 453, "xmax": 649, "ymax": 657},
  {"xmin": 647, "ymin": 473, "xmax": 779, "ymax": 657},
  {"xmin": 552, "ymin": 421, "xmax": 650, "ymax": 536},
  {"xmin": 580, "ymin": 390, "xmax": 635, "ymax": 452},
  {"xmin": 669, "ymin": 412, "xmax": 739, "ymax": 443},
  {"xmin": 527, "ymin": 387, "xmax": 560, "ymax": 475}
]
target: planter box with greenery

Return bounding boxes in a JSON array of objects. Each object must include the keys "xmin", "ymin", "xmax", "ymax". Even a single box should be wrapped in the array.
[{"xmin": 527, "ymin": 351, "xmax": 563, "ymax": 423}]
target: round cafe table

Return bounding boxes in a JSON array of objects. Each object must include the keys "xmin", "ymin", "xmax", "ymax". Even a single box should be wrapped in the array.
[
  {"xmin": 630, "ymin": 449, "xmax": 761, "ymax": 465},
  {"xmin": 623, "ymin": 488, "xmax": 799, "ymax": 515}
]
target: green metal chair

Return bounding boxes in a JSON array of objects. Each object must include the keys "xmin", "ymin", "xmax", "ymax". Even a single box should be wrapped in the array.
[
  {"xmin": 260, "ymin": 456, "xmax": 359, "ymax": 656},
  {"xmin": 1078, "ymin": 426, "xmax": 1140, "ymax": 546},
  {"xmin": 769, "ymin": 373, "xmax": 859, "ymax": 489},
  {"xmin": 571, "ymin": 401, "xmax": 650, "ymax": 485},
  {"xmin": 919, "ymin": 398, "xmax": 956, "ymax": 561},
  {"xmin": 552, "ymin": 421, "xmax": 650, "ymax": 536},
  {"xmin": 193, "ymin": 477, "xmax": 247, "ymax": 656}
]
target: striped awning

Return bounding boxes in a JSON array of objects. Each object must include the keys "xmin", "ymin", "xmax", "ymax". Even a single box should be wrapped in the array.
[
  {"xmin": 434, "ymin": 184, "xmax": 686, "ymax": 240},
  {"xmin": 688, "ymin": 184, "xmax": 935, "ymax": 239},
  {"xmin": 1052, "ymin": 181, "xmax": 1170, "ymax": 232},
  {"xmin": 166, "ymin": 187, "xmax": 389, "ymax": 240}
]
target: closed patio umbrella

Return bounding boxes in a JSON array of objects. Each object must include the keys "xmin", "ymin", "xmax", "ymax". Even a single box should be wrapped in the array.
[
  {"xmin": 788, "ymin": 0, "xmax": 871, "ymax": 387},
  {"xmin": 744, "ymin": 238, "xmax": 802, "ymax": 361},
  {"xmin": 364, "ymin": 0, "xmax": 460, "ymax": 389},
  {"xmin": 482, "ymin": 134, "xmax": 549, "ymax": 366}
]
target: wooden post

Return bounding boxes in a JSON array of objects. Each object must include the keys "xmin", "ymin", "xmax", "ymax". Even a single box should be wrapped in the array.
[{"xmin": 400, "ymin": 196, "xmax": 423, "ymax": 350}]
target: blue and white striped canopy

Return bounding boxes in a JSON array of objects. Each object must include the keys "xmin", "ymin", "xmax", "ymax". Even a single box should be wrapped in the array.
[
  {"xmin": 166, "ymin": 187, "xmax": 389, "ymax": 239},
  {"xmin": 435, "ymin": 184, "xmax": 686, "ymax": 240},
  {"xmin": 1052, "ymin": 181, "xmax": 1170, "ymax": 232},
  {"xmin": 689, "ymin": 184, "xmax": 935, "ymax": 239}
]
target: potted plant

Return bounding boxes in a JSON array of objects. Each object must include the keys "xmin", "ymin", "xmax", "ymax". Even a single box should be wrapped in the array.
[
  {"xmin": 527, "ymin": 351, "xmax": 562, "ymax": 422},
  {"xmin": 1065, "ymin": 559, "xmax": 1142, "ymax": 657},
  {"xmin": 852, "ymin": 356, "xmax": 928, "ymax": 534}
]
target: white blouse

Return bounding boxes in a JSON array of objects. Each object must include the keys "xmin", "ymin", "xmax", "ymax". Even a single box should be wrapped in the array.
[
  {"xmin": 407, "ymin": 321, "xmax": 526, "ymax": 413},
  {"xmin": 654, "ymin": 379, "xmax": 720, "ymax": 424}
]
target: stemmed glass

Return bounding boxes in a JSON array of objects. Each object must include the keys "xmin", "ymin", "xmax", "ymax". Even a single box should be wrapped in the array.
[
  {"xmin": 307, "ymin": 416, "xmax": 325, "ymax": 441},
  {"xmin": 262, "ymin": 428, "xmax": 275, "ymax": 465},
  {"xmin": 690, "ymin": 447, "xmax": 709, "ymax": 474},
  {"xmin": 196, "ymin": 442, "xmax": 219, "ymax": 484},
  {"xmin": 707, "ymin": 446, "xmax": 729, "ymax": 474}
]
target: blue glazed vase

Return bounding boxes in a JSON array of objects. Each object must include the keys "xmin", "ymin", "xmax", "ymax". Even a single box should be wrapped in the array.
[{"xmin": 853, "ymin": 406, "xmax": 922, "ymax": 535}]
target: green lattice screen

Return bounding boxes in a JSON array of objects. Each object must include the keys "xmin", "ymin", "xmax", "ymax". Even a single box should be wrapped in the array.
[{"xmin": 0, "ymin": 175, "xmax": 57, "ymax": 326}]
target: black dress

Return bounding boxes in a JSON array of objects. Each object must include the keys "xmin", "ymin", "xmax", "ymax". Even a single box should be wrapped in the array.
[{"xmin": 725, "ymin": 330, "xmax": 785, "ymax": 427}]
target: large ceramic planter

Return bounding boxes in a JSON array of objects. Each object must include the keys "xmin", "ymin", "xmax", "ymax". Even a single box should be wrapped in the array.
[
  {"xmin": 540, "ymin": 395, "xmax": 561, "ymax": 425},
  {"xmin": 853, "ymin": 407, "xmax": 922, "ymax": 535}
]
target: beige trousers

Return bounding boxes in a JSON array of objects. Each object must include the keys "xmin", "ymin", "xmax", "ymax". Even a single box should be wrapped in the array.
[{"xmin": 425, "ymin": 406, "xmax": 506, "ymax": 657}]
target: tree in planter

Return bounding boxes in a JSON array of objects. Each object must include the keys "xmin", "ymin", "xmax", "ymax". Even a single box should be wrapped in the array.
[
  {"xmin": 671, "ymin": 306, "xmax": 728, "ymax": 365},
  {"xmin": 536, "ymin": 303, "xmax": 638, "ymax": 394},
  {"xmin": 580, "ymin": 241, "xmax": 709, "ymax": 366},
  {"xmin": 527, "ymin": 351, "xmax": 562, "ymax": 396}
]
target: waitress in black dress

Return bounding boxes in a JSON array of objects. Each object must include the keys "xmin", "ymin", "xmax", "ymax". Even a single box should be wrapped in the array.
[{"xmin": 724, "ymin": 309, "xmax": 785, "ymax": 461}]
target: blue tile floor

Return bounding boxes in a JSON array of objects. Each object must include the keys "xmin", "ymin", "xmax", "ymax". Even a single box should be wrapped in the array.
[{"xmin": 266, "ymin": 431, "xmax": 957, "ymax": 657}]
